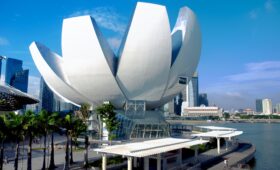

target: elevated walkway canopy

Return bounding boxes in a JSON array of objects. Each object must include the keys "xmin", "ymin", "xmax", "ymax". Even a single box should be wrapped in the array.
[
  {"xmin": 0, "ymin": 84, "xmax": 39, "ymax": 111},
  {"xmin": 94, "ymin": 137, "xmax": 208, "ymax": 158},
  {"xmin": 197, "ymin": 126, "xmax": 236, "ymax": 131},
  {"xmin": 94, "ymin": 137, "xmax": 208, "ymax": 170},
  {"xmin": 192, "ymin": 126, "xmax": 243, "ymax": 154}
]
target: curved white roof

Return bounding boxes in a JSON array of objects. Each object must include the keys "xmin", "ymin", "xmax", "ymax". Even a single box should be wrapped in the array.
[{"xmin": 29, "ymin": 2, "xmax": 201, "ymax": 109}]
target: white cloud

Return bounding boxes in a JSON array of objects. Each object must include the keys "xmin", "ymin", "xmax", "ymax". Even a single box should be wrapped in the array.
[
  {"xmin": 249, "ymin": 10, "xmax": 258, "ymax": 19},
  {"xmin": 265, "ymin": 0, "xmax": 275, "ymax": 12},
  {"xmin": 108, "ymin": 37, "xmax": 122, "ymax": 53},
  {"xmin": 227, "ymin": 61, "xmax": 280, "ymax": 81},
  {"xmin": 69, "ymin": 7, "xmax": 127, "ymax": 34},
  {"xmin": 202, "ymin": 61, "xmax": 280, "ymax": 110},
  {"xmin": 28, "ymin": 76, "xmax": 40, "ymax": 98},
  {"xmin": 0, "ymin": 37, "xmax": 9, "ymax": 46}
]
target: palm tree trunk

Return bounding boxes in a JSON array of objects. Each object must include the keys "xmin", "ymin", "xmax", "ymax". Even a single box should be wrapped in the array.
[
  {"xmin": 70, "ymin": 137, "xmax": 74, "ymax": 164},
  {"xmin": 27, "ymin": 134, "xmax": 32, "ymax": 170},
  {"xmin": 42, "ymin": 133, "xmax": 47, "ymax": 170},
  {"xmin": 49, "ymin": 133, "xmax": 56, "ymax": 169},
  {"xmin": 63, "ymin": 133, "xmax": 70, "ymax": 170},
  {"xmin": 0, "ymin": 140, "xmax": 4, "ymax": 170},
  {"xmin": 84, "ymin": 135, "xmax": 89, "ymax": 167},
  {"xmin": 14, "ymin": 140, "xmax": 20, "ymax": 170}
]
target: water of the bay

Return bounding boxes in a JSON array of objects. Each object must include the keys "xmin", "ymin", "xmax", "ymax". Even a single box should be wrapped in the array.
[{"xmin": 199, "ymin": 122, "xmax": 280, "ymax": 170}]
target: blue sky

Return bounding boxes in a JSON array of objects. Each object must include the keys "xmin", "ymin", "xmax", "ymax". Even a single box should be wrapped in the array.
[{"xmin": 0, "ymin": 0, "xmax": 280, "ymax": 110}]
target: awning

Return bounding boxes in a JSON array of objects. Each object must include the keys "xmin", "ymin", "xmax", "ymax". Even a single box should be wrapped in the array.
[
  {"xmin": 94, "ymin": 137, "xmax": 208, "ymax": 158},
  {"xmin": 192, "ymin": 130, "xmax": 243, "ymax": 138},
  {"xmin": 197, "ymin": 126, "xmax": 236, "ymax": 131}
]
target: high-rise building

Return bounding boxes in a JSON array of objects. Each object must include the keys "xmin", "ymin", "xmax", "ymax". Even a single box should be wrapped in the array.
[
  {"xmin": 275, "ymin": 103, "xmax": 280, "ymax": 114},
  {"xmin": 262, "ymin": 98, "xmax": 272, "ymax": 115},
  {"xmin": 5, "ymin": 58, "xmax": 29, "ymax": 92},
  {"xmin": 186, "ymin": 73, "xmax": 199, "ymax": 107},
  {"xmin": 256, "ymin": 99, "xmax": 263, "ymax": 113},
  {"xmin": 39, "ymin": 77, "xmax": 54, "ymax": 112},
  {"xmin": 199, "ymin": 93, "xmax": 209, "ymax": 106}
]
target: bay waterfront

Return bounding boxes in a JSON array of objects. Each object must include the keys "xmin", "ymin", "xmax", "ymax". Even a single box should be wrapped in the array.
[{"xmin": 200, "ymin": 122, "xmax": 280, "ymax": 170}]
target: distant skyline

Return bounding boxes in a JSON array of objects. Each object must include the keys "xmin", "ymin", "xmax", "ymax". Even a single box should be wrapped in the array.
[{"xmin": 0, "ymin": 0, "xmax": 280, "ymax": 110}]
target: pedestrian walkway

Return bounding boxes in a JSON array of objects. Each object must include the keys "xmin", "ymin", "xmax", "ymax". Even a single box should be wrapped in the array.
[{"xmin": 207, "ymin": 142, "xmax": 255, "ymax": 170}]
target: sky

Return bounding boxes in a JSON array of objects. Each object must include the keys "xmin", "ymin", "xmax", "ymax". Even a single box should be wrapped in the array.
[{"xmin": 0, "ymin": 0, "xmax": 280, "ymax": 110}]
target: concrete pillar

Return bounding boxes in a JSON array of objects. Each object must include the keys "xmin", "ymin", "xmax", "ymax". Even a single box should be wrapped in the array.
[
  {"xmin": 127, "ymin": 157, "xmax": 133, "ymax": 170},
  {"xmin": 178, "ymin": 149, "xmax": 182, "ymax": 165},
  {"xmin": 226, "ymin": 140, "xmax": 228, "ymax": 151},
  {"xmin": 144, "ymin": 157, "xmax": 149, "ymax": 170},
  {"xmin": 163, "ymin": 158, "xmax": 167, "ymax": 170},
  {"xmin": 102, "ymin": 154, "xmax": 107, "ymax": 170},
  {"xmin": 195, "ymin": 145, "xmax": 198, "ymax": 161},
  {"xmin": 133, "ymin": 157, "xmax": 137, "ymax": 168},
  {"xmin": 217, "ymin": 137, "xmax": 220, "ymax": 154},
  {"xmin": 157, "ymin": 154, "xmax": 161, "ymax": 170}
]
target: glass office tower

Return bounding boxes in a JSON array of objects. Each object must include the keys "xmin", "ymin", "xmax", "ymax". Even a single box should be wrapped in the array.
[{"xmin": 5, "ymin": 58, "xmax": 29, "ymax": 92}]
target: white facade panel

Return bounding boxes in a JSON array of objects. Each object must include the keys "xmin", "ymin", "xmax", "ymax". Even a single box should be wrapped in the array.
[
  {"xmin": 29, "ymin": 2, "xmax": 201, "ymax": 110},
  {"xmin": 116, "ymin": 2, "xmax": 172, "ymax": 102},
  {"xmin": 166, "ymin": 7, "xmax": 201, "ymax": 90},
  {"xmin": 29, "ymin": 42, "xmax": 92, "ymax": 106},
  {"xmin": 61, "ymin": 16, "xmax": 125, "ymax": 107}
]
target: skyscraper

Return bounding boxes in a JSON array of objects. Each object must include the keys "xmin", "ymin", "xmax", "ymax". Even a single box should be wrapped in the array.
[
  {"xmin": 275, "ymin": 103, "xmax": 280, "ymax": 114},
  {"xmin": 262, "ymin": 98, "xmax": 272, "ymax": 115},
  {"xmin": 199, "ymin": 93, "xmax": 209, "ymax": 106},
  {"xmin": 5, "ymin": 58, "xmax": 29, "ymax": 92},
  {"xmin": 0, "ymin": 56, "xmax": 6, "ymax": 81},
  {"xmin": 186, "ymin": 73, "xmax": 199, "ymax": 107},
  {"xmin": 256, "ymin": 99, "xmax": 263, "ymax": 113},
  {"xmin": 39, "ymin": 77, "xmax": 54, "ymax": 112}
]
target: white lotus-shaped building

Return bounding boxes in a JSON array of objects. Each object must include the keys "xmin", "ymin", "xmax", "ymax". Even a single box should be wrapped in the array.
[{"xmin": 29, "ymin": 2, "xmax": 201, "ymax": 109}]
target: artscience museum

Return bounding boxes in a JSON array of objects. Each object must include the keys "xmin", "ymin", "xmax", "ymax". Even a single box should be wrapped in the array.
[{"xmin": 29, "ymin": 2, "xmax": 201, "ymax": 139}]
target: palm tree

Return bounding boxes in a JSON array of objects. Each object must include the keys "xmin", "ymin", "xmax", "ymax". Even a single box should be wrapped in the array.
[
  {"xmin": 48, "ymin": 112, "xmax": 61, "ymax": 169},
  {"xmin": 75, "ymin": 103, "xmax": 91, "ymax": 167},
  {"xmin": 95, "ymin": 103, "xmax": 119, "ymax": 141},
  {"xmin": 4, "ymin": 112, "xmax": 26, "ymax": 170},
  {"xmin": 70, "ymin": 118, "xmax": 87, "ymax": 164},
  {"xmin": 0, "ymin": 116, "xmax": 9, "ymax": 170},
  {"xmin": 23, "ymin": 110, "xmax": 39, "ymax": 170},
  {"xmin": 37, "ymin": 110, "xmax": 51, "ymax": 170},
  {"xmin": 61, "ymin": 114, "xmax": 73, "ymax": 170}
]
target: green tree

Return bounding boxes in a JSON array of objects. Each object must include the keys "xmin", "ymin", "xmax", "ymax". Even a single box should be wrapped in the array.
[
  {"xmin": 223, "ymin": 112, "xmax": 230, "ymax": 120},
  {"xmin": 0, "ymin": 115, "xmax": 9, "ymax": 170},
  {"xmin": 38, "ymin": 110, "xmax": 55, "ymax": 170},
  {"xmin": 4, "ymin": 112, "xmax": 26, "ymax": 170},
  {"xmin": 48, "ymin": 112, "xmax": 61, "ymax": 169},
  {"xmin": 23, "ymin": 110, "xmax": 40, "ymax": 170},
  {"xmin": 75, "ymin": 103, "xmax": 91, "ymax": 167},
  {"xmin": 70, "ymin": 118, "xmax": 87, "ymax": 164},
  {"xmin": 61, "ymin": 114, "xmax": 75, "ymax": 170},
  {"xmin": 95, "ymin": 103, "xmax": 119, "ymax": 141}
]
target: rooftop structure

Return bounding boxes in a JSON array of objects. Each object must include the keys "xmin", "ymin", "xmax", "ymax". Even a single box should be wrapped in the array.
[
  {"xmin": 181, "ymin": 106, "xmax": 223, "ymax": 117},
  {"xmin": 29, "ymin": 2, "xmax": 201, "ymax": 109},
  {"xmin": 0, "ymin": 84, "xmax": 39, "ymax": 111}
]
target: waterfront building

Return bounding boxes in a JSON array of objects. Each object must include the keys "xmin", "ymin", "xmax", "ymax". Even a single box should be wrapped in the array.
[
  {"xmin": 262, "ymin": 98, "xmax": 272, "ymax": 115},
  {"xmin": 29, "ymin": 2, "xmax": 201, "ymax": 139},
  {"xmin": 275, "ymin": 103, "xmax": 280, "ymax": 114},
  {"xmin": 256, "ymin": 99, "xmax": 263, "ymax": 113},
  {"xmin": 39, "ymin": 77, "xmax": 54, "ymax": 112},
  {"xmin": 244, "ymin": 108, "xmax": 254, "ymax": 115},
  {"xmin": 5, "ymin": 58, "xmax": 29, "ymax": 92},
  {"xmin": 199, "ymin": 93, "xmax": 209, "ymax": 106},
  {"xmin": 181, "ymin": 106, "xmax": 223, "ymax": 118},
  {"xmin": 186, "ymin": 73, "xmax": 199, "ymax": 107}
]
